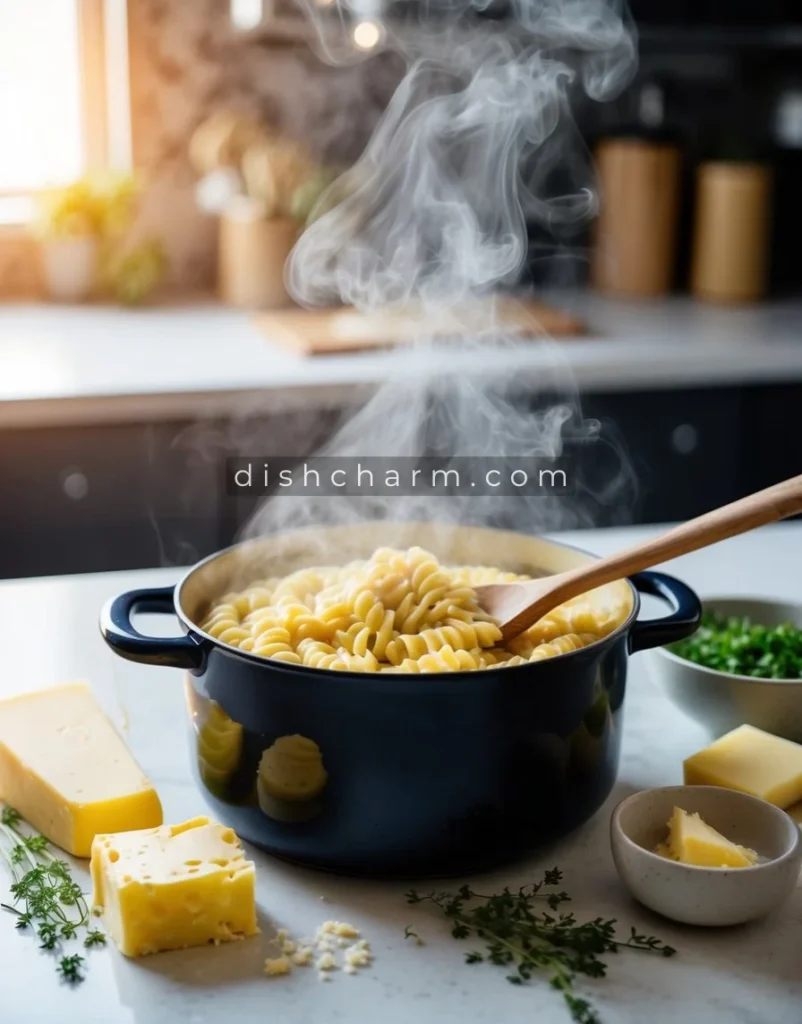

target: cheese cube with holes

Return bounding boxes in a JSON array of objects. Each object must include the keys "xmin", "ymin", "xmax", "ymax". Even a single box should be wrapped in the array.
[
  {"xmin": 0, "ymin": 683, "xmax": 162, "ymax": 857},
  {"xmin": 90, "ymin": 816, "xmax": 258, "ymax": 956}
]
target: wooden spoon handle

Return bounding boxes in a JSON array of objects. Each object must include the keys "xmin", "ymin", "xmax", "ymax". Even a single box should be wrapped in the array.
[{"xmin": 553, "ymin": 473, "xmax": 802, "ymax": 603}]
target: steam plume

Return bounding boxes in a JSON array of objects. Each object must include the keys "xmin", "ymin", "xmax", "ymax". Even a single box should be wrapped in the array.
[
  {"xmin": 243, "ymin": 0, "xmax": 638, "ymax": 542},
  {"xmin": 288, "ymin": 0, "xmax": 635, "ymax": 311}
]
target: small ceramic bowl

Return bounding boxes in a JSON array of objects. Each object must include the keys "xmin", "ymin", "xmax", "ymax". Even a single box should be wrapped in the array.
[
  {"xmin": 650, "ymin": 597, "xmax": 802, "ymax": 742},
  {"xmin": 611, "ymin": 785, "xmax": 802, "ymax": 926}
]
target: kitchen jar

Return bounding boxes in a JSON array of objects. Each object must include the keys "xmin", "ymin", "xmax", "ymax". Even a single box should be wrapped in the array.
[{"xmin": 690, "ymin": 161, "xmax": 772, "ymax": 304}]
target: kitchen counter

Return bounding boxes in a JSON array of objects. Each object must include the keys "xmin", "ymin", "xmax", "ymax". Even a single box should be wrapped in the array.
[
  {"xmin": 0, "ymin": 522, "xmax": 800, "ymax": 1024},
  {"xmin": 1, "ymin": 295, "xmax": 802, "ymax": 427}
]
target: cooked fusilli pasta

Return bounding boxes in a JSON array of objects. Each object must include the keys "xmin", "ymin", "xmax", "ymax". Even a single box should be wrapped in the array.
[{"xmin": 199, "ymin": 546, "xmax": 629, "ymax": 673}]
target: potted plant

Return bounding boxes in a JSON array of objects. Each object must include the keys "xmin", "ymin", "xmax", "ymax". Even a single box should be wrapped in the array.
[{"xmin": 34, "ymin": 174, "xmax": 166, "ymax": 304}]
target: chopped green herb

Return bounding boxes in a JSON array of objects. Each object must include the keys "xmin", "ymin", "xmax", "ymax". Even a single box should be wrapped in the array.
[
  {"xmin": 407, "ymin": 868, "xmax": 676, "ymax": 1024},
  {"xmin": 58, "ymin": 953, "xmax": 85, "ymax": 983},
  {"xmin": 1, "ymin": 807, "xmax": 21, "ymax": 828},
  {"xmin": 403, "ymin": 923, "xmax": 425, "ymax": 945},
  {"xmin": 671, "ymin": 612, "xmax": 802, "ymax": 679}
]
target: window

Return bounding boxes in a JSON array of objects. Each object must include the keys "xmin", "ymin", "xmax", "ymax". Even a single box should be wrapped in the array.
[{"xmin": 0, "ymin": 0, "xmax": 130, "ymax": 221}]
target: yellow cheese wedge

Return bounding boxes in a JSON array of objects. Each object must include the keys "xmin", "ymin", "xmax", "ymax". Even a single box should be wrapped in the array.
[
  {"xmin": 0, "ymin": 683, "xmax": 162, "ymax": 857},
  {"xmin": 90, "ymin": 816, "xmax": 258, "ymax": 957},
  {"xmin": 660, "ymin": 806, "xmax": 757, "ymax": 867},
  {"xmin": 683, "ymin": 724, "xmax": 802, "ymax": 809}
]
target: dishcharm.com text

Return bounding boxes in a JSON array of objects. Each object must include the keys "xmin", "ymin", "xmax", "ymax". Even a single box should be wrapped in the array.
[{"xmin": 226, "ymin": 456, "xmax": 574, "ymax": 497}]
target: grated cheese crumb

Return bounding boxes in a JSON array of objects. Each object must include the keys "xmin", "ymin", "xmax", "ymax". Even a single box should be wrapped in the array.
[
  {"xmin": 319, "ymin": 920, "xmax": 360, "ymax": 939},
  {"xmin": 292, "ymin": 946, "xmax": 313, "ymax": 966},
  {"xmin": 263, "ymin": 921, "xmax": 372, "ymax": 983},
  {"xmin": 264, "ymin": 956, "xmax": 292, "ymax": 977},
  {"xmin": 316, "ymin": 952, "xmax": 336, "ymax": 972},
  {"xmin": 344, "ymin": 940, "xmax": 373, "ymax": 969}
]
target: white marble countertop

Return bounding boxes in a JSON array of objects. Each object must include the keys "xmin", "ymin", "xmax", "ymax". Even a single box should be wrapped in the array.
[
  {"xmin": 0, "ymin": 522, "xmax": 800, "ymax": 1023},
  {"xmin": 1, "ymin": 295, "xmax": 802, "ymax": 428}
]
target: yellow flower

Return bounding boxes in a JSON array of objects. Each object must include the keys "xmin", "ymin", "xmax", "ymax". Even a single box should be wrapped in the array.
[{"xmin": 34, "ymin": 173, "xmax": 140, "ymax": 240}]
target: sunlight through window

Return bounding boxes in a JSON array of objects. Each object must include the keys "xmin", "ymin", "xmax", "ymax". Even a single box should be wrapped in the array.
[{"xmin": 0, "ymin": 2, "xmax": 84, "ymax": 191}]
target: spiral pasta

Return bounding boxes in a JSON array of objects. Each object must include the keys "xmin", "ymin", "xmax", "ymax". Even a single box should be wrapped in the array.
[{"xmin": 199, "ymin": 546, "xmax": 629, "ymax": 674}]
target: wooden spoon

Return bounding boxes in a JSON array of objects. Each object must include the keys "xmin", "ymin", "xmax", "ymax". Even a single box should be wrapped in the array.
[{"xmin": 475, "ymin": 474, "xmax": 802, "ymax": 643}]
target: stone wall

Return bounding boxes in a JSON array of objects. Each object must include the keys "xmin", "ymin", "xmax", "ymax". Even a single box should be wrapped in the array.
[{"xmin": 127, "ymin": 0, "xmax": 400, "ymax": 288}]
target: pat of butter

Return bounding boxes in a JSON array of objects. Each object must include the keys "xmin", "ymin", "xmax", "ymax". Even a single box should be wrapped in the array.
[
  {"xmin": 91, "ymin": 816, "xmax": 258, "ymax": 957},
  {"xmin": 683, "ymin": 724, "xmax": 802, "ymax": 809},
  {"xmin": 0, "ymin": 683, "xmax": 162, "ymax": 857},
  {"xmin": 657, "ymin": 806, "xmax": 757, "ymax": 868}
]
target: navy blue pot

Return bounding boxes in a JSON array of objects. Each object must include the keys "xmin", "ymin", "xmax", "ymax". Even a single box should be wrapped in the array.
[{"xmin": 100, "ymin": 525, "xmax": 700, "ymax": 878}]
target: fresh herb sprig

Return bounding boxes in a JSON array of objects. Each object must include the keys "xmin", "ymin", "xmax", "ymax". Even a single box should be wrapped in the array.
[
  {"xmin": 0, "ymin": 805, "xmax": 105, "ymax": 983},
  {"xmin": 671, "ymin": 611, "xmax": 802, "ymax": 679},
  {"xmin": 407, "ymin": 868, "xmax": 675, "ymax": 1024}
]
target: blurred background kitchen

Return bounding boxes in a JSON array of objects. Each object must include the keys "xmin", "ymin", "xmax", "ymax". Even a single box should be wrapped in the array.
[{"xmin": 1, "ymin": 0, "xmax": 801, "ymax": 579}]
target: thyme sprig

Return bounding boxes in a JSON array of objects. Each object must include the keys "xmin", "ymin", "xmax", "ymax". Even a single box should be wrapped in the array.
[
  {"xmin": 0, "ymin": 805, "xmax": 105, "ymax": 983},
  {"xmin": 407, "ymin": 867, "xmax": 676, "ymax": 1024}
]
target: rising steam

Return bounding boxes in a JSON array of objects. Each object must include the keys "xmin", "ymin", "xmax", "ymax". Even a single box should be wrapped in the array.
[
  {"xmin": 243, "ymin": 0, "xmax": 638, "ymax": 542},
  {"xmin": 289, "ymin": 1, "xmax": 635, "ymax": 311}
]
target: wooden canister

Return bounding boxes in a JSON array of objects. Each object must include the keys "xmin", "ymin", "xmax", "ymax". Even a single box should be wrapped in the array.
[
  {"xmin": 690, "ymin": 162, "xmax": 772, "ymax": 304},
  {"xmin": 592, "ymin": 138, "xmax": 682, "ymax": 298},
  {"xmin": 218, "ymin": 199, "xmax": 298, "ymax": 309}
]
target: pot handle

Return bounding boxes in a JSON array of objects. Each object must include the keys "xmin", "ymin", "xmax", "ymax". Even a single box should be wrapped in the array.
[
  {"xmin": 628, "ymin": 571, "xmax": 701, "ymax": 653},
  {"xmin": 100, "ymin": 586, "xmax": 208, "ymax": 670}
]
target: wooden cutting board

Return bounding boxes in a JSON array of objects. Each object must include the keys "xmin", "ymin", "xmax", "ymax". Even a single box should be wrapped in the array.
[{"xmin": 253, "ymin": 297, "xmax": 584, "ymax": 355}]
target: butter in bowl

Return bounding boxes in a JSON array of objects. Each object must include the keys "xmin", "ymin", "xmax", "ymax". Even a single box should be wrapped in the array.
[{"xmin": 610, "ymin": 785, "xmax": 801, "ymax": 926}]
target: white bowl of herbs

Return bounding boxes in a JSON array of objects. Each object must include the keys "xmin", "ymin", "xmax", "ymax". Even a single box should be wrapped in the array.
[{"xmin": 651, "ymin": 597, "xmax": 802, "ymax": 742}]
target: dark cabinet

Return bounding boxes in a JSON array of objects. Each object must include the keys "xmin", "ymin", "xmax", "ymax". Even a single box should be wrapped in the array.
[
  {"xmin": 741, "ymin": 385, "xmax": 802, "ymax": 490},
  {"xmin": 582, "ymin": 387, "xmax": 746, "ymax": 525},
  {"xmin": 0, "ymin": 423, "xmax": 220, "ymax": 578},
  {"xmin": 0, "ymin": 383, "xmax": 798, "ymax": 579}
]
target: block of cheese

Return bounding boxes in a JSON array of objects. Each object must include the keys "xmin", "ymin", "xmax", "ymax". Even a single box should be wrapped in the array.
[
  {"xmin": 684, "ymin": 725, "xmax": 802, "ymax": 808},
  {"xmin": 657, "ymin": 806, "xmax": 757, "ymax": 868},
  {"xmin": 90, "ymin": 816, "xmax": 258, "ymax": 957},
  {"xmin": 0, "ymin": 683, "xmax": 162, "ymax": 856}
]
